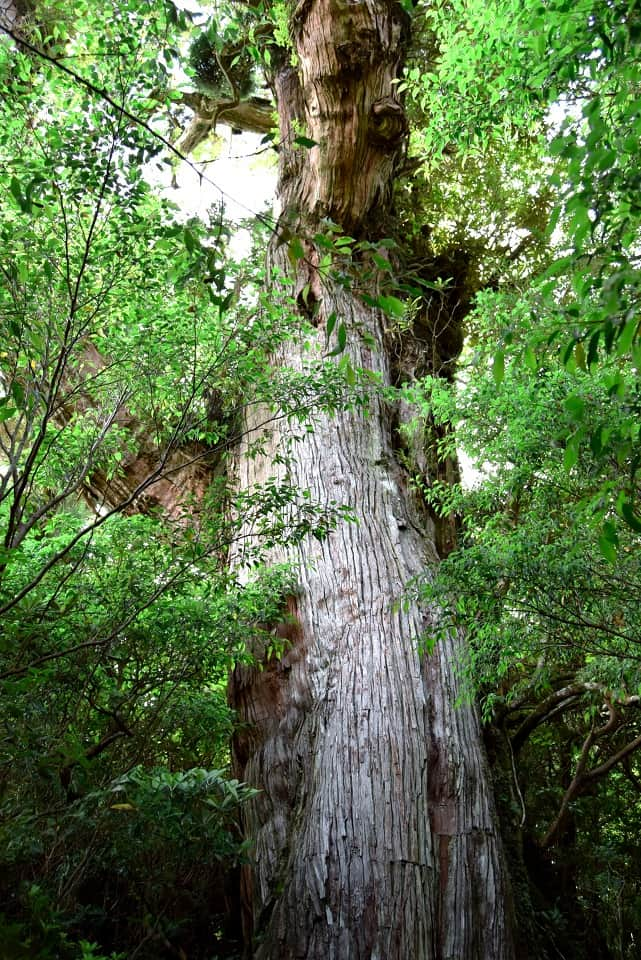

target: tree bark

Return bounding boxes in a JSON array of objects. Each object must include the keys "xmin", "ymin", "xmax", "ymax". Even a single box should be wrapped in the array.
[
  {"xmin": 176, "ymin": 94, "xmax": 274, "ymax": 155},
  {"xmin": 229, "ymin": 2, "xmax": 516, "ymax": 958}
]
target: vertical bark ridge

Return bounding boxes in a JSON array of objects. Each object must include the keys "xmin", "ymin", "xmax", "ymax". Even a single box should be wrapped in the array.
[
  {"xmin": 230, "ymin": 290, "xmax": 514, "ymax": 958},
  {"xmin": 426, "ymin": 631, "xmax": 515, "ymax": 958},
  {"xmin": 232, "ymin": 305, "xmax": 438, "ymax": 958}
]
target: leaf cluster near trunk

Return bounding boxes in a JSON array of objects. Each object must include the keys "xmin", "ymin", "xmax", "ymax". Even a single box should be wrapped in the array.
[{"xmin": 188, "ymin": 30, "xmax": 256, "ymax": 100}]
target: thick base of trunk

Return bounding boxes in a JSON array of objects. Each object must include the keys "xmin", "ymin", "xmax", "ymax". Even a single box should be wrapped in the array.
[{"xmin": 230, "ymin": 289, "xmax": 515, "ymax": 960}]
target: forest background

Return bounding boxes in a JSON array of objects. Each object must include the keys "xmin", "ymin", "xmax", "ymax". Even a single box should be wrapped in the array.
[{"xmin": 1, "ymin": 0, "xmax": 641, "ymax": 958}]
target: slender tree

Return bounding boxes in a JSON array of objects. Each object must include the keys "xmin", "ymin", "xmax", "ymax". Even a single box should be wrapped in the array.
[{"xmin": 228, "ymin": 3, "xmax": 516, "ymax": 957}]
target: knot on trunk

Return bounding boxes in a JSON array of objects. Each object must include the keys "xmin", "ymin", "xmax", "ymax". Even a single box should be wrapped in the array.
[{"xmin": 368, "ymin": 97, "xmax": 407, "ymax": 146}]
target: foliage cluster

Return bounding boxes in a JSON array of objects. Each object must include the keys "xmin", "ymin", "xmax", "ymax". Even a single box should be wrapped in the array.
[
  {"xmin": 408, "ymin": 0, "xmax": 641, "ymax": 531},
  {"xmin": 0, "ymin": 3, "xmax": 360, "ymax": 957},
  {"xmin": 399, "ymin": 2, "xmax": 641, "ymax": 954},
  {"xmin": 410, "ymin": 295, "xmax": 641, "ymax": 958}
]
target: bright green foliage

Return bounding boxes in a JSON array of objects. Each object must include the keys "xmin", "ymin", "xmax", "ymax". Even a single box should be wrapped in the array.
[
  {"xmin": 0, "ymin": 4, "xmax": 361, "ymax": 957},
  {"xmin": 407, "ymin": 0, "xmax": 641, "ymax": 531},
  {"xmin": 410, "ymin": 290, "xmax": 641, "ymax": 957},
  {"xmin": 414, "ymin": 339, "xmax": 641, "ymax": 699}
]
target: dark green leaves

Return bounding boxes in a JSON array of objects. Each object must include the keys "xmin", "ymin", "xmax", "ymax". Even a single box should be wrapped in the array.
[
  {"xmin": 293, "ymin": 135, "xmax": 318, "ymax": 149},
  {"xmin": 8, "ymin": 175, "xmax": 46, "ymax": 215},
  {"xmin": 377, "ymin": 294, "xmax": 406, "ymax": 319},
  {"xmin": 325, "ymin": 314, "xmax": 347, "ymax": 356}
]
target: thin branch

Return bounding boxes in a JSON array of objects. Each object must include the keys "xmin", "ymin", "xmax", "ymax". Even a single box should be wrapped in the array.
[
  {"xmin": 511, "ymin": 683, "xmax": 593, "ymax": 753},
  {"xmin": 542, "ymin": 725, "xmax": 596, "ymax": 848},
  {"xmin": 0, "ymin": 21, "xmax": 278, "ymax": 234},
  {"xmin": 541, "ymin": 697, "xmax": 641, "ymax": 848},
  {"xmin": 584, "ymin": 731, "xmax": 641, "ymax": 784}
]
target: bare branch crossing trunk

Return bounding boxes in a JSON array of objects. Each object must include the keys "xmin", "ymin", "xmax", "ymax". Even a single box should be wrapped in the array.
[{"xmin": 229, "ymin": 2, "xmax": 516, "ymax": 957}]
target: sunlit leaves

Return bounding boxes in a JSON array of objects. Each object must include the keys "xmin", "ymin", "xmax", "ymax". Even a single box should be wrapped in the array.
[
  {"xmin": 412, "ymin": 338, "xmax": 641, "ymax": 708},
  {"xmin": 406, "ymin": 0, "xmax": 641, "ymax": 534}
]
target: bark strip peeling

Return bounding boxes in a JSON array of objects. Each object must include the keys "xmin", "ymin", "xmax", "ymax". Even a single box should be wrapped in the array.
[{"xmin": 229, "ymin": 2, "xmax": 516, "ymax": 958}]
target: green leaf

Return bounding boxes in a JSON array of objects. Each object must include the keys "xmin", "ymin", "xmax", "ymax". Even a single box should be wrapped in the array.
[
  {"xmin": 586, "ymin": 331, "xmax": 600, "ymax": 368},
  {"xmin": 620, "ymin": 499, "xmax": 641, "ymax": 533},
  {"xmin": 563, "ymin": 394, "xmax": 585, "ymax": 420},
  {"xmin": 293, "ymin": 135, "xmax": 318, "ymax": 149},
  {"xmin": 603, "ymin": 519, "xmax": 619, "ymax": 544},
  {"xmin": 378, "ymin": 295, "xmax": 405, "ymax": 319},
  {"xmin": 371, "ymin": 252, "xmax": 392, "ymax": 271},
  {"xmin": 492, "ymin": 349, "xmax": 505, "ymax": 384},
  {"xmin": 616, "ymin": 318, "xmax": 639, "ymax": 356},
  {"xmin": 327, "ymin": 322, "xmax": 347, "ymax": 356},
  {"xmin": 10, "ymin": 176, "xmax": 22, "ymax": 203},
  {"xmin": 548, "ymin": 136, "xmax": 568, "ymax": 157},
  {"xmin": 523, "ymin": 345, "xmax": 538, "ymax": 372},
  {"xmin": 543, "ymin": 255, "xmax": 573, "ymax": 278},
  {"xmin": 343, "ymin": 359, "xmax": 356, "ymax": 386},
  {"xmin": 288, "ymin": 237, "xmax": 305, "ymax": 263},
  {"xmin": 11, "ymin": 381, "xmax": 25, "ymax": 407},
  {"xmin": 563, "ymin": 433, "xmax": 580, "ymax": 471}
]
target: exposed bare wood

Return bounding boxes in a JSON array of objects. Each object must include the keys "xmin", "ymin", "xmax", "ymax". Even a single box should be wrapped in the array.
[{"xmin": 176, "ymin": 94, "xmax": 275, "ymax": 156}]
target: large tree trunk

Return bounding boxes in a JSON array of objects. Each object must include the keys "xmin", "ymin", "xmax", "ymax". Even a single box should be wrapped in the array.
[{"xmin": 229, "ymin": 2, "xmax": 516, "ymax": 957}]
